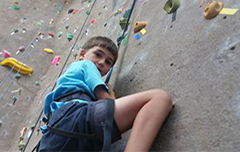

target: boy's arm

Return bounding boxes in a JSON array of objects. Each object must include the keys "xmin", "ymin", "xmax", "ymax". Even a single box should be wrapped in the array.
[{"xmin": 94, "ymin": 85, "xmax": 116, "ymax": 100}]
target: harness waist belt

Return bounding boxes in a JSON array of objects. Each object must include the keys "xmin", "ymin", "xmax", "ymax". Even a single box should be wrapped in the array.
[{"xmin": 54, "ymin": 90, "xmax": 93, "ymax": 102}]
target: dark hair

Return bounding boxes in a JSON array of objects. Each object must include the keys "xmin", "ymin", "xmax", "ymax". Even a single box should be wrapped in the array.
[{"xmin": 82, "ymin": 36, "xmax": 118, "ymax": 64}]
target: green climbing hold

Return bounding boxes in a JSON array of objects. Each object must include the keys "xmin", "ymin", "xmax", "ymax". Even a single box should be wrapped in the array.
[
  {"xmin": 122, "ymin": 36, "xmax": 128, "ymax": 47},
  {"xmin": 35, "ymin": 81, "xmax": 40, "ymax": 86},
  {"xmin": 13, "ymin": 96, "xmax": 17, "ymax": 105},
  {"xmin": 119, "ymin": 18, "xmax": 129, "ymax": 30},
  {"xmin": 67, "ymin": 32, "xmax": 73, "ymax": 41},
  {"xmin": 123, "ymin": 9, "xmax": 131, "ymax": 19},
  {"xmin": 73, "ymin": 53, "xmax": 78, "ymax": 59},
  {"xmin": 11, "ymin": 4, "xmax": 20, "ymax": 10},
  {"xmin": 13, "ymin": 96, "xmax": 17, "ymax": 101},
  {"xmin": 14, "ymin": 73, "xmax": 22, "ymax": 80},
  {"xmin": 86, "ymin": 10, "xmax": 90, "ymax": 15},
  {"xmin": 164, "ymin": 0, "xmax": 181, "ymax": 14},
  {"xmin": 58, "ymin": 32, "xmax": 63, "ymax": 37},
  {"xmin": 65, "ymin": 24, "xmax": 69, "ymax": 29},
  {"xmin": 117, "ymin": 33, "xmax": 127, "ymax": 46},
  {"xmin": 18, "ymin": 140, "xmax": 25, "ymax": 151}
]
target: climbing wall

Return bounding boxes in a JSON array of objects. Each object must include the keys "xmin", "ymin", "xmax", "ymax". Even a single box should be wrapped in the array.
[
  {"xmin": 0, "ymin": 0, "xmax": 239, "ymax": 151},
  {"xmin": 111, "ymin": 0, "xmax": 240, "ymax": 151}
]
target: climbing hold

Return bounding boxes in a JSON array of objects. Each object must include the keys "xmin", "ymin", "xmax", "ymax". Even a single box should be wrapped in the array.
[
  {"xmin": 114, "ymin": 9, "xmax": 122, "ymax": 16},
  {"xmin": 38, "ymin": 32, "xmax": 44, "ymax": 39},
  {"xmin": 18, "ymin": 46, "xmax": 25, "ymax": 52},
  {"xmin": 122, "ymin": 36, "xmax": 128, "ymax": 47},
  {"xmin": 48, "ymin": 32, "xmax": 54, "ymax": 38},
  {"xmin": 204, "ymin": 1, "xmax": 224, "ymax": 19},
  {"xmin": 0, "ymin": 120, "xmax": 2, "ymax": 127},
  {"xmin": 11, "ymin": 4, "xmax": 20, "ymax": 10},
  {"xmin": 18, "ymin": 140, "xmax": 25, "ymax": 151},
  {"xmin": 133, "ymin": 21, "xmax": 148, "ymax": 33},
  {"xmin": 74, "ymin": 27, "xmax": 78, "ymax": 33},
  {"xmin": 73, "ymin": 53, "xmax": 78, "ymax": 59},
  {"xmin": 52, "ymin": 56, "xmax": 61, "ymax": 65},
  {"xmin": 14, "ymin": 73, "xmax": 22, "ymax": 80},
  {"xmin": 65, "ymin": 24, "xmax": 70, "ymax": 29},
  {"xmin": 119, "ymin": 18, "xmax": 129, "ymax": 30},
  {"xmin": 219, "ymin": 8, "xmax": 238, "ymax": 15},
  {"xmin": 2, "ymin": 50, "xmax": 11, "ymax": 58},
  {"xmin": 49, "ymin": 19, "xmax": 54, "ymax": 24},
  {"xmin": 104, "ymin": 23, "xmax": 107, "ymax": 27},
  {"xmin": 10, "ymin": 29, "xmax": 19, "ymax": 35},
  {"xmin": 135, "ymin": 33, "xmax": 141, "ymax": 41},
  {"xmin": 57, "ymin": 32, "xmax": 63, "ymax": 38},
  {"xmin": 44, "ymin": 48, "xmax": 54, "ymax": 54},
  {"xmin": 1, "ymin": 57, "xmax": 33, "ymax": 75},
  {"xmin": 20, "ymin": 127, "xmax": 27, "ymax": 140},
  {"xmin": 68, "ymin": 8, "xmax": 74, "ymax": 14},
  {"xmin": 86, "ymin": 10, "xmax": 90, "ymax": 15},
  {"xmin": 16, "ymin": 46, "xmax": 24, "ymax": 54},
  {"xmin": 164, "ymin": 0, "xmax": 181, "ymax": 14},
  {"xmin": 103, "ymin": 5, "xmax": 107, "ymax": 11},
  {"xmin": 11, "ymin": 88, "xmax": 22, "ymax": 95},
  {"xmin": 72, "ymin": 9, "xmax": 79, "ymax": 14},
  {"xmin": 123, "ymin": 9, "xmax": 131, "ymax": 18},
  {"xmin": 11, "ymin": 0, "xmax": 19, "ymax": 4},
  {"xmin": 67, "ymin": 32, "xmax": 73, "ymax": 41},
  {"xmin": 36, "ymin": 22, "xmax": 42, "ymax": 28},
  {"xmin": 90, "ymin": 19, "xmax": 96, "ymax": 24},
  {"xmin": 30, "ymin": 42, "xmax": 34, "ymax": 48},
  {"xmin": 117, "ymin": 33, "xmax": 127, "ymax": 46},
  {"xmin": 199, "ymin": 0, "xmax": 204, "ymax": 7},
  {"xmin": 140, "ymin": 28, "xmax": 146, "ymax": 35},
  {"xmin": 35, "ymin": 81, "xmax": 40, "ymax": 86},
  {"xmin": 20, "ymin": 17, "xmax": 28, "ymax": 24},
  {"xmin": 13, "ymin": 96, "xmax": 17, "ymax": 105},
  {"xmin": 22, "ymin": 28, "xmax": 27, "ymax": 33}
]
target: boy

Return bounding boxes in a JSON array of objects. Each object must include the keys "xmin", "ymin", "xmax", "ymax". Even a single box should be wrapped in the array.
[{"xmin": 39, "ymin": 36, "xmax": 172, "ymax": 152}]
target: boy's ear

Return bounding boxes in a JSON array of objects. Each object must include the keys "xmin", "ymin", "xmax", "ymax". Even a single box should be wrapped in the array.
[{"xmin": 79, "ymin": 49, "xmax": 86, "ymax": 60}]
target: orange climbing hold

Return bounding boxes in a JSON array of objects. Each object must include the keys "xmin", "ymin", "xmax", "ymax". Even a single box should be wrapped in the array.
[
  {"xmin": 133, "ymin": 21, "xmax": 148, "ymax": 33},
  {"xmin": 204, "ymin": 1, "xmax": 224, "ymax": 19}
]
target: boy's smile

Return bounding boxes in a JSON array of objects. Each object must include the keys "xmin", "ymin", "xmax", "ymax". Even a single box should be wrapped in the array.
[{"xmin": 79, "ymin": 46, "xmax": 115, "ymax": 76}]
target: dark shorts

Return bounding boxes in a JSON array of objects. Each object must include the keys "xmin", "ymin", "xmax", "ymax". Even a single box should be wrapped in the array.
[
  {"xmin": 38, "ymin": 99, "xmax": 121, "ymax": 152},
  {"xmin": 92, "ymin": 99, "xmax": 122, "ymax": 144}
]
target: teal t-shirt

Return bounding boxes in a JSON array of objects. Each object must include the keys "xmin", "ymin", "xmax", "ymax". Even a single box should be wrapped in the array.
[{"xmin": 43, "ymin": 60, "xmax": 107, "ymax": 116}]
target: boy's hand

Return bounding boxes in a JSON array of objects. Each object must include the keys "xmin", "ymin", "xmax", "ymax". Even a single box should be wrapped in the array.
[{"xmin": 107, "ymin": 84, "xmax": 116, "ymax": 99}]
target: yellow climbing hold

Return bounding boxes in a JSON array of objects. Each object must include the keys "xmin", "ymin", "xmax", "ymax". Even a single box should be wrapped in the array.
[
  {"xmin": 1, "ymin": 58, "xmax": 33, "ymax": 75},
  {"xmin": 44, "ymin": 48, "xmax": 54, "ymax": 54}
]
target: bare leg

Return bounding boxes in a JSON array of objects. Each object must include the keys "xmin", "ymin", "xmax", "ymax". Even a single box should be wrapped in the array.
[{"xmin": 114, "ymin": 89, "xmax": 172, "ymax": 152}]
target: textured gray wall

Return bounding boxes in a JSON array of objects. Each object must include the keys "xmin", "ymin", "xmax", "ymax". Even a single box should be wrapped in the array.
[{"xmin": 111, "ymin": 0, "xmax": 240, "ymax": 151}]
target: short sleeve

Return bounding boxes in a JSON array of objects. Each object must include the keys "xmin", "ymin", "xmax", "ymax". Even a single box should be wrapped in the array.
[{"xmin": 82, "ymin": 61, "xmax": 108, "ymax": 93}]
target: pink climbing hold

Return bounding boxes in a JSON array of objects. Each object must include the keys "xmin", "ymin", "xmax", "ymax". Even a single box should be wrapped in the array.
[
  {"xmin": 2, "ymin": 50, "xmax": 10, "ymax": 58},
  {"xmin": 48, "ymin": 32, "xmax": 55, "ymax": 38},
  {"xmin": 52, "ymin": 56, "xmax": 61, "ymax": 65},
  {"xmin": 90, "ymin": 19, "xmax": 96, "ymax": 24},
  {"xmin": 18, "ymin": 46, "xmax": 25, "ymax": 52}
]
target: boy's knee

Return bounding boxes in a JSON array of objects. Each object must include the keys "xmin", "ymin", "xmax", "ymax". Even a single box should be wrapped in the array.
[{"xmin": 154, "ymin": 89, "xmax": 173, "ymax": 108}]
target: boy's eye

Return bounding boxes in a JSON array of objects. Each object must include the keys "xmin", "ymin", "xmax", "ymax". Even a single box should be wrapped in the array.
[
  {"xmin": 106, "ymin": 59, "xmax": 113, "ymax": 66},
  {"xmin": 95, "ymin": 52, "xmax": 102, "ymax": 58}
]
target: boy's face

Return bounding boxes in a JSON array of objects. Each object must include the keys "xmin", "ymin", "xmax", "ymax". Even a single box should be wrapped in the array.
[{"xmin": 79, "ymin": 46, "xmax": 115, "ymax": 76}]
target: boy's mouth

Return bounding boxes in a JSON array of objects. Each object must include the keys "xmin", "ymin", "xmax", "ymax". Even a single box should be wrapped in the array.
[{"xmin": 97, "ymin": 67, "xmax": 102, "ymax": 74}]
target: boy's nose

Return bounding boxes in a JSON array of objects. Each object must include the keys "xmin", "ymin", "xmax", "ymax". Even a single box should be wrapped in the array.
[{"xmin": 98, "ymin": 59, "xmax": 105, "ymax": 67}]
